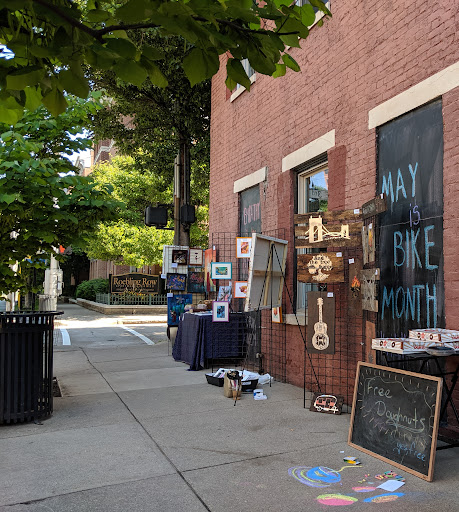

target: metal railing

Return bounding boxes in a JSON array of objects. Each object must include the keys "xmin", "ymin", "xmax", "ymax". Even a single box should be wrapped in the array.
[{"xmin": 96, "ymin": 293, "xmax": 168, "ymax": 306}]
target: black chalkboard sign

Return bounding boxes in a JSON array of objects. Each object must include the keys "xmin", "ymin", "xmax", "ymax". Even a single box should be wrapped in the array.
[
  {"xmin": 376, "ymin": 100, "xmax": 445, "ymax": 337},
  {"xmin": 348, "ymin": 362, "xmax": 442, "ymax": 481}
]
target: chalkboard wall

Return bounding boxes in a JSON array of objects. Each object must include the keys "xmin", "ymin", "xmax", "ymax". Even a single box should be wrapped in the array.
[
  {"xmin": 377, "ymin": 100, "xmax": 445, "ymax": 337},
  {"xmin": 349, "ymin": 363, "xmax": 442, "ymax": 480}
]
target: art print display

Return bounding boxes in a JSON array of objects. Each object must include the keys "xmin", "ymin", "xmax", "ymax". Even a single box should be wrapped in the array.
[
  {"xmin": 217, "ymin": 284, "xmax": 232, "ymax": 302},
  {"xmin": 162, "ymin": 245, "xmax": 189, "ymax": 274},
  {"xmin": 188, "ymin": 248, "xmax": 203, "ymax": 266},
  {"xmin": 172, "ymin": 249, "xmax": 188, "ymax": 265},
  {"xmin": 236, "ymin": 237, "xmax": 252, "ymax": 258},
  {"xmin": 297, "ymin": 253, "xmax": 344, "ymax": 284},
  {"xmin": 234, "ymin": 281, "xmax": 248, "ymax": 298},
  {"xmin": 167, "ymin": 294, "xmax": 192, "ymax": 326},
  {"xmin": 360, "ymin": 269, "xmax": 380, "ymax": 312},
  {"xmin": 166, "ymin": 273, "xmax": 187, "ymax": 291},
  {"xmin": 272, "ymin": 306, "xmax": 282, "ymax": 323},
  {"xmin": 306, "ymin": 292, "xmax": 335, "ymax": 354},
  {"xmin": 377, "ymin": 100, "xmax": 444, "ymax": 337},
  {"xmin": 187, "ymin": 270, "xmax": 205, "ymax": 293},
  {"xmin": 211, "ymin": 262, "xmax": 232, "ymax": 280},
  {"xmin": 204, "ymin": 248, "xmax": 217, "ymax": 292},
  {"xmin": 212, "ymin": 301, "xmax": 229, "ymax": 322}
]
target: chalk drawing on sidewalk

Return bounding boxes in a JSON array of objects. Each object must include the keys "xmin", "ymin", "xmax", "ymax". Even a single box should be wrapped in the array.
[{"xmin": 316, "ymin": 494, "xmax": 358, "ymax": 506}]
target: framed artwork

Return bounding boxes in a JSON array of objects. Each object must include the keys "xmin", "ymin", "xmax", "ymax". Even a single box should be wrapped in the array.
[
  {"xmin": 212, "ymin": 301, "xmax": 229, "ymax": 322},
  {"xmin": 236, "ymin": 237, "xmax": 252, "ymax": 258},
  {"xmin": 166, "ymin": 273, "xmax": 187, "ymax": 291},
  {"xmin": 188, "ymin": 248, "xmax": 203, "ymax": 266},
  {"xmin": 204, "ymin": 248, "xmax": 217, "ymax": 292},
  {"xmin": 234, "ymin": 281, "xmax": 248, "ymax": 298},
  {"xmin": 272, "ymin": 306, "xmax": 282, "ymax": 323},
  {"xmin": 187, "ymin": 270, "xmax": 205, "ymax": 293},
  {"xmin": 211, "ymin": 262, "xmax": 232, "ymax": 280},
  {"xmin": 306, "ymin": 292, "xmax": 335, "ymax": 354},
  {"xmin": 162, "ymin": 245, "xmax": 189, "ymax": 274},
  {"xmin": 167, "ymin": 294, "xmax": 192, "ymax": 326},
  {"xmin": 217, "ymin": 284, "xmax": 232, "ymax": 302},
  {"xmin": 172, "ymin": 249, "xmax": 188, "ymax": 265}
]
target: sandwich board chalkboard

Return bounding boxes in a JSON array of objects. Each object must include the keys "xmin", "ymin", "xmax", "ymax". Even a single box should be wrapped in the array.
[{"xmin": 348, "ymin": 362, "xmax": 442, "ymax": 481}]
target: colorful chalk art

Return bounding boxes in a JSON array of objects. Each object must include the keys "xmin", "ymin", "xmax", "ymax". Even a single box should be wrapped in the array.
[{"xmin": 288, "ymin": 465, "xmax": 406, "ymax": 506}]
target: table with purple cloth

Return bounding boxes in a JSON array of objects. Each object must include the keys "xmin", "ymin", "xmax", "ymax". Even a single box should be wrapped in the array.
[{"xmin": 172, "ymin": 312, "xmax": 246, "ymax": 370}]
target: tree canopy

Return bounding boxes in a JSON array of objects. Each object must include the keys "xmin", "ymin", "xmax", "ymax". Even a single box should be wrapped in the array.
[
  {"xmin": 0, "ymin": 0, "xmax": 331, "ymax": 119},
  {"xmin": 85, "ymin": 154, "xmax": 209, "ymax": 267},
  {"xmin": 0, "ymin": 94, "xmax": 120, "ymax": 295}
]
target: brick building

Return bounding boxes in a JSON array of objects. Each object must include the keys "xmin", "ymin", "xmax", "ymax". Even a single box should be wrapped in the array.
[{"xmin": 209, "ymin": 0, "xmax": 459, "ymax": 407}]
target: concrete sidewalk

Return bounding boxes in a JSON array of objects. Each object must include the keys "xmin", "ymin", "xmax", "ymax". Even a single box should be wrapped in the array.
[{"xmin": 1, "ymin": 318, "xmax": 458, "ymax": 510}]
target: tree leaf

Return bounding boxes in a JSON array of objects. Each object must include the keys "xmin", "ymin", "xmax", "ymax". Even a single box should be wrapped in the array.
[
  {"xmin": 183, "ymin": 48, "xmax": 220, "ymax": 87},
  {"xmin": 140, "ymin": 57, "xmax": 168, "ymax": 88},
  {"xmin": 58, "ymin": 70, "xmax": 90, "ymax": 99},
  {"xmin": 113, "ymin": 60, "xmax": 148, "ymax": 87},
  {"xmin": 226, "ymin": 58, "xmax": 251, "ymax": 91},
  {"xmin": 6, "ymin": 67, "xmax": 44, "ymax": 90},
  {"xmin": 282, "ymin": 53, "xmax": 300, "ymax": 72},
  {"xmin": 272, "ymin": 63, "xmax": 286, "ymax": 78},
  {"xmin": 105, "ymin": 38, "xmax": 138, "ymax": 59},
  {"xmin": 42, "ymin": 87, "xmax": 68, "ymax": 117},
  {"xmin": 86, "ymin": 9, "xmax": 111, "ymax": 22}
]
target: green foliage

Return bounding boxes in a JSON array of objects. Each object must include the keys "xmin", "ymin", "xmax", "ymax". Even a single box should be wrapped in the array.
[
  {"xmin": 75, "ymin": 278, "xmax": 109, "ymax": 301},
  {"xmin": 0, "ymin": 0, "xmax": 331, "ymax": 118},
  {"xmin": 0, "ymin": 95, "xmax": 120, "ymax": 295}
]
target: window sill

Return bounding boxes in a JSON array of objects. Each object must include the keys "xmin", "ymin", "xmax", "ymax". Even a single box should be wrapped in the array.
[{"xmin": 230, "ymin": 74, "xmax": 257, "ymax": 102}]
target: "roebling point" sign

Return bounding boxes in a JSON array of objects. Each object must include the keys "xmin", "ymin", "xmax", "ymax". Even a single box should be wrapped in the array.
[{"xmin": 110, "ymin": 273, "xmax": 159, "ymax": 294}]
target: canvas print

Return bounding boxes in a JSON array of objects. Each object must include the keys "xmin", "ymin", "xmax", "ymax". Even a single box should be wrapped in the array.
[
  {"xmin": 172, "ymin": 249, "xmax": 188, "ymax": 265},
  {"xmin": 204, "ymin": 248, "xmax": 217, "ymax": 292},
  {"xmin": 212, "ymin": 301, "xmax": 229, "ymax": 322},
  {"xmin": 166, "ymin": 273, "xmax": 187, "ymax": 291},
  {"xmin": 234, "ymin": 281, "xmax": 248, "ymax": 298},
  {"xmin": 217, "ymin": 284, "xmax": 232, "ymax": 302},
  {"xmin": 272, "ymin": 306, "xmax": 282, "ymax": 323},
  {"xmin": 167, "ymin": 294, "xmax": 193, "ymax": 326},
  {"xmin": 187, "ymin": 270, "xmax": 205, "ymax": 293},
  {"xmin": 188, "ymin": 248, "xmax": 203, "ymax": 266},
  {"xmin": 236, "ymin": 237, "xmax": 252, "ymax": 258},
  {"xmin": 211, "ymin": 262, "xmax": 232, "ymax": 280}
]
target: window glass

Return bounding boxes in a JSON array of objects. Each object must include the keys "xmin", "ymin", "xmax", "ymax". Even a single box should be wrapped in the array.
[{"xmin": 297, "ymin": 165, "xmax": 328, "ymax": 310}]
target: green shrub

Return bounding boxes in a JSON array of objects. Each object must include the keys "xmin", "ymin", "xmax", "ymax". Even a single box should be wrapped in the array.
[{"xmin": 75, "ymin": 278, "xmax": 109, "ymax": 301}]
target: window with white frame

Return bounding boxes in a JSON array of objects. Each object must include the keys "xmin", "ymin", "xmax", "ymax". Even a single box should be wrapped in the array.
[
  {"xmin": 294, "ymin": 0, "xmax": 330, "ymax": 26},
  {"xmin": 296, "ymin": 163, "xmax": 329, "ymax": 311},
  {"xmin": 236, "ymin": 58, "xmax": 255, "ymax": 90}
]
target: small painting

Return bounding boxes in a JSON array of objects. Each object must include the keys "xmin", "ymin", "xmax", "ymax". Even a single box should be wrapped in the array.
[
  {"xmin": 234, "ymin": 281, "xmax": 248, "ymax": 298},
  {"xmin": 187, "ymin": 270, "xmax": 205, "ymax": 293},
  {"xmin": 166, "ymin": 273, "xmax": 187, "ymax": 291},
  {"xmin": 204, "ymin": 248, "xmax": 217, "ymax": 292},
  {"xmin": 172, "ymin": 249, "xmax": 188, "ymax": 265},
  {"xmin": 309, "ymin": 392, "xmax": 344, "ymax": 415},
  {"xmin": 236, "ymin": 237, "xmax": 252, "ymax": 258},
  {"xmin": 167, "ymin": 294, "xmax": 193, "ymax": 326},
  {"xmin": 212, "ymin": 301, "xmax": 229, "ymax": 322},
  {"xmin": 217, "ymin": 284, "xmax": 232, "ymax": 302},
  {"xmin": 272, "ymin": 306, "xmax": 282, "ymax": 323},
  {"xmin": 211, "ymin": 262, "xmax": 232, "ymax": 280},
  {"xmin": 188, "ymin": 248, "xmax": 203, "ymax": 266}
]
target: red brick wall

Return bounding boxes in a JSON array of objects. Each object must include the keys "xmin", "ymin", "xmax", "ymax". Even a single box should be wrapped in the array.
[{"xmin": 210, "ymin": 1, "xmax": 459, "ymax": 394}]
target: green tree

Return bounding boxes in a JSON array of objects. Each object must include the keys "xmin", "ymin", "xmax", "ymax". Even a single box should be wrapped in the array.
[
  {"xmin": 0, "ymin": 0, "xmax": 331, "ymax": 119},
  {"xmin": 90, "ymin": 31, "xmax": 210, "ymax": 245},
  {"xmin": 84, "ymin": 155, "xmax": 208, "ymax": 267},
  {"xmin": 0, "ymin": 95, "xmax": 120, "ymax": 295}
]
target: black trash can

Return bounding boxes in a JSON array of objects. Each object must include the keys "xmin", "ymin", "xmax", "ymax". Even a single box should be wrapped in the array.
[{"xmin": 0, "ymin": 311, "xmax": 63, "ymax": 424}]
